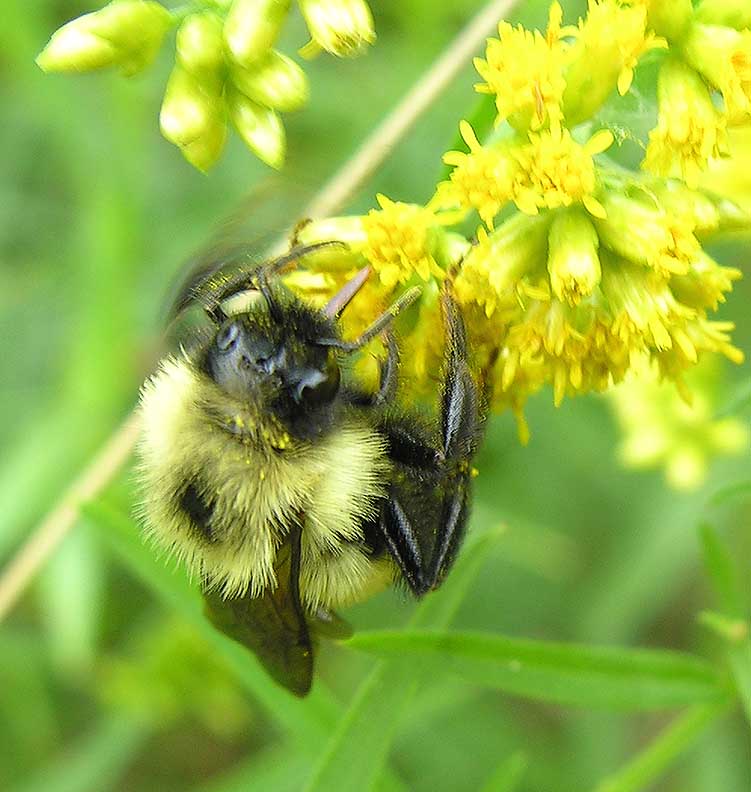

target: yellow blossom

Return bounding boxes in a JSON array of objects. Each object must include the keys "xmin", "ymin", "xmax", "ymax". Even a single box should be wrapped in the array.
[
  {"xmin": 361, "ymin": 195, "xmax": 444, "ymax": 288},
  {"xmin": 563, "ymin": 0, "xmax": 666, "ymax": 125},
  {"xmin": 683, "ymin": 23, "xmax": 751, "ymax": 123},
  {"xmin": 513, "ymin": 127, "xmax": 613, "ymax": 218},
  {"xmin": 437, "ymin": 121, "xmax": 522, "ymax": 227},
  {"xmin": 644, "ymin": 58, "xmax": 728, "ymax": 187},
  {"xmin": 455, "ymin": 213, "xmax": 550, "ymax": 318},
  {"xmin": 547, "ymin": 209, "xmax": 601, "ymax": 306},
  {"xmin": 594, "ymin": 190, "xmax": 701, "ymax": 277},
  {"xmin": 474, "ymin": 2, "xmax": 570, "ymax": 132},
  {"xmin": 610, "ymin": 356, "xmax": 749, "ymax": 490}
]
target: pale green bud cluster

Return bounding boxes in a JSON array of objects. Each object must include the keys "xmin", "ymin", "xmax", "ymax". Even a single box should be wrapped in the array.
[{"xmin": 37, "ymin": 0, "xmax": 376, "ymax": 171}]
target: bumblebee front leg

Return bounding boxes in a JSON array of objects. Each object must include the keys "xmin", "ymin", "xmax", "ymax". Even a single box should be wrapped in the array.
[{"xmin": 380, "ymin": 293, "xmax": 482, "ymax": 596}]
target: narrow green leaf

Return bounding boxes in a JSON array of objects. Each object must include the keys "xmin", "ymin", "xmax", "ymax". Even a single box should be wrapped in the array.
[
  {"xmin": 10, "ymin": 714, "xmax": 149, "ymax": 792},
  {"xmin": 699, "ymin": 523, "xmax": 744, "ymax": 617},
  {"xmin": 304, "ymin": 528, "xmax": 505, "ymax": 792},
  {"xmin": 347, "ymin": 631, "xmax": 726, "ymax": 710},
  {"xmin": 729, "ymin": 642, "xmax": 751, "ymax": 728},
  {"xmin": 592, "ymin": 698, "xmax": 733, "ymax": 792},
  {"xmin": 479, "ymin": 751, "xmax": 527, "ymax": 792},
  {"xmin": 83, "ymin": 498, "xmax": 339, "ymax": 751}
]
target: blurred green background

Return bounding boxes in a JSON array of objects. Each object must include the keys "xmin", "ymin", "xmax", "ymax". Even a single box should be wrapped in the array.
[{"xmin": 2, "ymin": 1, "xmax": 751, "ymax": 790}]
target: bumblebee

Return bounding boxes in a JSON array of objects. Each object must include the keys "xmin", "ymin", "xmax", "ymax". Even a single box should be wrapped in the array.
[{"xmin": 137, "ymin": 244, "xmax": 482, "ymax": 696}]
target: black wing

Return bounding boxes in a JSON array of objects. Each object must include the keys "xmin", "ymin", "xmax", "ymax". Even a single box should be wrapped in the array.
[{"xmin": 202, "ymin": 524, "xmax": 313, "ymax": 697}]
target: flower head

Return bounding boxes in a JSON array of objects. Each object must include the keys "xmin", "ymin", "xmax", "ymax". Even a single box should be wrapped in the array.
[
  {"xmin": 563, "ymin": 0, "xmax": 666, "ymax": 124},
  {"xmin": 474, "ymin": 2, "xmax": 570, "ymax": 132},
  {"xmin": 644, "ymin": 58, "xmax": 728, "ymax": 187},
  {"xmin": 437, "ymin": 121, "xmax": 522, "ymax": 228},
  {"xmin": 547, "ymin": 209, "xmax": 601, "ymax": 306},
  {"xmin": 361, "ymin": 195, "xmax": 444, "ymax": 288},
  {"xmin": 298, "ymin": 0, "xmax": 375, "ymax": 58},
  {"xmin": 514, "ymin": 127, "xmax": 613, "ymax": 218}
]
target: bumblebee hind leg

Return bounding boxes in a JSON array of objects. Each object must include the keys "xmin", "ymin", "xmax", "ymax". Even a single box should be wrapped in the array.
[{"xmin": 379, "ymin": 292, "xmax": 482, "ymax": 596}]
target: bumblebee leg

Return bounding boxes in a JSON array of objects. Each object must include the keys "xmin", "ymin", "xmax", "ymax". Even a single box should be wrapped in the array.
[
  {"xmin": 381, "ymin": 293, "xmax": 480, "ymax": 594},
  {"xmin": 380, "ymin": 494, "xmax": 428, "ymax": 595}
]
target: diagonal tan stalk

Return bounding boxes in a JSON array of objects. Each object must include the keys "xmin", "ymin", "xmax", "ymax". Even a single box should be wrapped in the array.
[{"xmin": 0, "ymin": 0, "xmax": 518, "ymax": 622}]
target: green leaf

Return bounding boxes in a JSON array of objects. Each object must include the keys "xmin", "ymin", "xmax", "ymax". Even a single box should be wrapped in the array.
[
  {"xmin": 592, "ymin": 698, "xmax": 733, "ymax": 792},
  {"xmin": 347, "ymin": 631, "xmax": 726, "ymax": 710},
  {"xmin": 707, "ymin": 480, "xmax": 751, "ymax": 508},
  {"xmin": 304, "ymin": 528, "xmax": 505, "ymax": 792},
  {"xmin": 82, "ymin": 498, "xmax": 339, "ymax": 752}
]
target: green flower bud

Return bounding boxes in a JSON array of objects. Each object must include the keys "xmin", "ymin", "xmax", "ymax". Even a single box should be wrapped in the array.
[
  {"xmin": 37, "ymin": 1, "xmax": 173, "ymax": 76},
  {"xmin": 547, "ymin": 209, "xmax": 601, "ymax": 306},
  {"xmin": 228, "ymin": 89, "xmax": 285, "ymax": 168},
  {"xmin": 160, "ymin": 66, "xmax": 227, "ymax": 172},
  {"xmin": 696, "ymin": 0, "xmax": 751, "ymax": 31},
  {"xmin": 231, "ymin": 50, "xmax": 308, "ymax": 112},
  {"xmin": 224, "ymin": 0, "xmax": 290, "ymax": 67},
  {"xmin": 298, "ymin": 0, "xmax": 375, "ymax": 58},
  {"xmin": 647, "ymin": 0, "xmax": 694, "ymax": 43},
  {"xmin": 176, "ymin": 12, "xmax": 225, "ymax": 83}
]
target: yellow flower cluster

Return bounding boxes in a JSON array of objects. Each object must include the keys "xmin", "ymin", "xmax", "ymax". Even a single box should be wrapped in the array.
[
  {"xmin": 291, "ymin": 0, "xmax": 748, "ymax": 444},
  {"xmin": 36, "ymin": 0, "xmax": 375, "ymax": 171},
  {"xmin": 609, "ymin": 356, "xmax": 749, "ymax": 490}
]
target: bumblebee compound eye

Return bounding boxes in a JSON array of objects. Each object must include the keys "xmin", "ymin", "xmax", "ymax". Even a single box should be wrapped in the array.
[{"xmin": 293, "ymin": 357, "xmax": 341, "ymax": 405}]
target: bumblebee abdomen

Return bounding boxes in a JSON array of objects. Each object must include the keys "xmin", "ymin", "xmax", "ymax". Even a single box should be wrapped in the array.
[{"xmin": 137, "ymin": 356, "xmax": 394, "ymax": 607}]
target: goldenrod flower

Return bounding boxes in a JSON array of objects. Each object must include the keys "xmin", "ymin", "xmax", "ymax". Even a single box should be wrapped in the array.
[
  {"xmin": 514, "ymin": 127, "xmax": 613, "ymax": 218},
  {"xmin": 362, "ymin": 195, "xmax": 444, "ymax": 288},
  {"xmin": 644, "ymin": 58, "xmax": 728, "ymax": 187},
  {"xmin": 474, "ymin": 2, "xmax": 570, "ymax": 132},
  {"xmin": 547, "ymin": 209, "xmax": 601, "ymax": 306},
  {"xmin": 160, "ymin": 66, "xmax": 227, "ymax": 172},
  {"xmin": 36, "ymin": 0, "xmax": 172, "ymax": 76},
  {"xmin": 298, "ymin": 0, "xmax": 375, "ymax": 58},
  {"xmin": 227, "ymin": 88, "xmax": 285, "ymax": 168},
  {"xmin": 683, "ymin": 23, "xmax": 751, "ymax": 122},
  {"xmin": 454, "ymin": 213, "xmax": 551, "ymax": 318},
  {"xmin": 610, "ymin": 356, "xmax": 749, "ymax": 490},
  {"xmin": 670, "ymin": 250, "xmax": 742, "ymax": 311},
  {"xmin": 224, "ymin": 0, "xmax": 290, "ymax": 67},
  {"xmin": 438, "ymin": 121, "xmax": 521, "ymax": 228},
  {"xmin": 563, "ymin": 0, "xmax": 666, "ymax": 124},
  {"xmin": 594, "ymin": 190, "xmax": 701, "ymax": 277},
  {"xmin": 231, "ymin": 50, "xmax": 309, "ymax": 112},
  {"xmin": 176, "ymin": 12, "xmax": 225, "ymax": 83}
]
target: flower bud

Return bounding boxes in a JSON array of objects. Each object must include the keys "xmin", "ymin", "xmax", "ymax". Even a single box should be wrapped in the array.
[
  {"xmin": 160, "ymin": 66, "xmax": 226, "ymax": 171},
  {"xmin": 224, "ymin": 0, "xmax": 290, "ymax": 67},
  {"xmin": 455, "ymin": 212, "xmax": 550, "ymax": 317},
  {"xmin": 298, "ymin": 0, "xmax": 375, "ymax": 58},
  {"xmin": 594, "ymin": 191, "xmax": 700, "ymax": 277},
  {"xmin": 231, "ymin": 50, "xmax": 309, "ymax": 112},
  {"xmin": 176, "ymin": 12, "xmax": 225, "ymax": 82},
  {"xmin": 547, "ymin": 209, "xmax": 601, "ymax": 306},
  {"xmin": 696, "ymin": 0, "xmax": 751, "ymax": 30},
  {"xmin": 228, "ymin": 89, "xmax": 285, "ymax": 168},
  {"xmin": 683, "ymin": 23, "xmax": 751, "ymax": 122},
  {"xmin": 37, "ymin": 0, "xmax": 172, "ymax": 75},
  {"xmin": 646, "ymin": 0, "xmax": 694, "ymax": 42}
]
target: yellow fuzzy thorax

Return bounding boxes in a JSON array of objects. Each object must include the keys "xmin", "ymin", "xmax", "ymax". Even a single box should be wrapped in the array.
[{"xmin": 137, "ymin": 355, "xmax": 395, "ymax": 610}]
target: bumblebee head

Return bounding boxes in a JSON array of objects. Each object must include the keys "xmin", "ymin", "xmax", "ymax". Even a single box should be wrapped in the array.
[{"xmin": 204, "ymin": 310, "xmax": 341, "ymax": 409}]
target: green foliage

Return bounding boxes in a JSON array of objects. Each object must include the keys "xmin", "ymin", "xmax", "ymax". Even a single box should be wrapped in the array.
[{"xmin": 2, "ymin": 1, "xmax": 751, "ymax": 792}]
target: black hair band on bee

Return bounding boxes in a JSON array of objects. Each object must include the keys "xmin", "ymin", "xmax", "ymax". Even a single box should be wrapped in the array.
[{"xmin": 319, "ymin": 285, "xmax": 422, "ymax": 353}]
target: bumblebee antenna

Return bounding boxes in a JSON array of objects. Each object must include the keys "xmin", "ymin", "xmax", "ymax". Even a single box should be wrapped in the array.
[
  {"xmin": 203, "ymin": 240, "xmax": 348, "ymax": 322},
  {"xmin": 324, "ymin": 266, "xmax": 371, "ymax": 318},
  {"xmin": 319, "ymin": 286, "xmax": 422, "ymax": 352}
]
